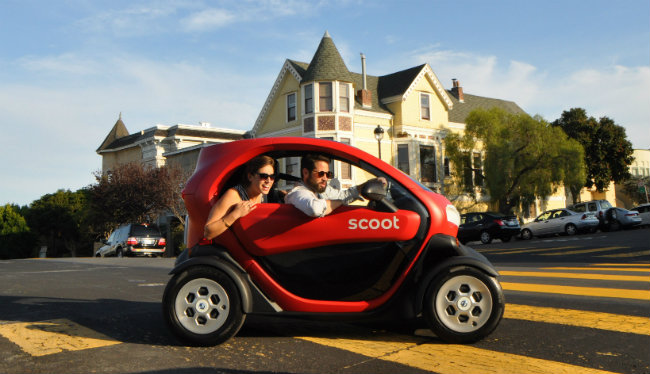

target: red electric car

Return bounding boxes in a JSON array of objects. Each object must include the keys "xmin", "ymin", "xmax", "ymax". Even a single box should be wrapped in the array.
[{"xmin": 162, "ymin": 137, "xmax": 504, "ymax": 345}]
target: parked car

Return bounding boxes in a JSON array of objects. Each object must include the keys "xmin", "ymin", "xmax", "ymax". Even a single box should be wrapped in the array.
[
  {"xmin": 95, "ymin": 223, "xmax": 166, "ymax": 257},
  {"xmin": 520, "ymin": 208, "xmax": 600, "ymax": 240},
  {"xmin": 458, "ymin": 212, "xmax": 520, "ymax": 244},
  {"xmin": 162, "ymin": 137, "xmax": 505, "ymax": 346},
  {"xmin": 604, "ymin": 207, "xmax": 642, "ymax": 231},
  {"xmin": 568, "ymin": 199, "xmax": 613, "ymax": 229},
  {"xmin": 630, "ymin": 203, "xmax": 650, "ymax": 226}
]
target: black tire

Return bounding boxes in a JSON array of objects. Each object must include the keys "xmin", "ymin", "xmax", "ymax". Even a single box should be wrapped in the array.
[
  {"xmin": 116, "ymin": 247, "xmax": 123, "ymax": 258},
  {"xmin": 163, "ymin": 266, "xmax": 245, "ymax": 346},
  {"xmin": 521, "ymin": 228, "xmax": 533, "ymax": 240},
  {"xmin": 479, "ymin": 231, "xmax": 492, "ymax": 244},
  {"xmin": 565, "ymin": 223, "xmax": 577, "ymax": 236},
  {"xmin": 423, "ymin": 267, "xmax": 505, "ymax": 343},
  {"xmin": 501, "ymin": 235, "xmax": 512, "ymax": 243}
]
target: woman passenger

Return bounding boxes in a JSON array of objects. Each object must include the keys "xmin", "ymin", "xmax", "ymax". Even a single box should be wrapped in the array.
[{"xmin": 204, "ymin": 155, "xmax": 275, "ymax": 240}]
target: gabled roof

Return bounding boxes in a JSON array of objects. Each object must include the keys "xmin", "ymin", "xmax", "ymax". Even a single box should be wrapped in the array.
[
  {"xmin": 446, "ymin": 90, "xmax": 526, "ymax": 123},
  {"xmin": 302, "ymin": 31, "xmax": 353, "ymax": 83},
  {"xmin": 96, "ymin": 115, "xmax": 129, "ymax": 152}
]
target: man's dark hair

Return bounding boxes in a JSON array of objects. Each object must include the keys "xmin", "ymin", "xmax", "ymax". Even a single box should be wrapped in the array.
[{"xmin": 301, "ymin": 154, "xmax": 331, "ymax": 172}]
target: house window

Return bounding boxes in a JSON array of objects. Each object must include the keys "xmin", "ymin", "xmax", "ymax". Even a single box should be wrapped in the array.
[
  {"xmin": 319, "ymin": 82, "xmax": 333, "ymax": 112},
  {"xmin": 397, "ymin": 144, "xmax": 409, "ymax": 174},
  {"xmin": 340, "ymin": 138, "xmax": 351, "ymax": 179},
  {"xmin": 463, "ymin": 153, "xmax": 473, "ymax": 188},
  {"xmin": 420, "ymin": 93, "xmax": 430, "ymax": 120},
  {"xmin": 304, "ymin": 84, "xmax": 313, "ymax": 114},
  {"xmin": 287, "ymin": 93, "xmax": 296, "ymax": 122},
  {"xmin": 420, "ymin": 145, "xmax": 436, "ymax": 182},
  {"xmin": 339, "ymin": 82, "xmax": 349, "ymax": 112},
  {"xmin": 473, "ymin": 152, "xmax": 483, "ymax": 186}
]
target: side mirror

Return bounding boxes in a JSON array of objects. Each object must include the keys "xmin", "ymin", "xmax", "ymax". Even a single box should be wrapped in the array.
[{"xmin": 360, "ymin": 179, "xmax": 386, "ymax": 201}]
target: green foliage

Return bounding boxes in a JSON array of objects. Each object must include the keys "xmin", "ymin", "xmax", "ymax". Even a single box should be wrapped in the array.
[
  {"xmin": 0, "ymin": 204, "xmax": 37, "ymax": 259},
  {"xmin": 445, "ymin": 108, "xmax": 586, "ymax": 213},
  {"xmin": 25, "ymin": 189, "xmax": 91, "ymax": 257},
  {"xmin": 621, "ymin": 176, "xmax": 650, "ymax": 205},
  {"xmin": 551, "ymin": 108, "xmax": 634, "ymax": 191}
]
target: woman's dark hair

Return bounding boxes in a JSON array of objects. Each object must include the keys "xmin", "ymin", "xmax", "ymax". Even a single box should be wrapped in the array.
[
  {"xmin": 242, "ymin": 155, "xmax": 275, "ymax": 186},
  {"xmin": 300, "ymin": 153, "xmax": 331, "ymax": 173}
]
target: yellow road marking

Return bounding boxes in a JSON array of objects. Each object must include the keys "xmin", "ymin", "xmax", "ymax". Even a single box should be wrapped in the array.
[
  {"xmin": 594, "ymin": 263, "xmax": 650, "ymax": 267},
  {"xmin": 505, "ymin": 304, "xmax": 650, "ymax": 335},
  {"xmin": 500, "ymin": 282, "xmax": 650, "ymax": 300},
  {"xmin": 0, "ymin": 319, "xmax": 119, "ymax": 357},
  {"xmin": 539, "ymin": 247, "xmax": 626, "ymax": 256},
  {"xmin": 489, "ymin": 246, "xmax": 579, "ymax": 255},
  {"xmin": 299, "ymin": 334, "xmax": 620, "ymax": 374},
  {"xmin": 542, "ymin": 267, "xmax": 650, "ymax": 273},
  {"xmin": 598, "ymin": 250, "xmax": 650, "ymax": 258},
  {"xmin": 499, "ymin": 271, "xmax": 648, "ymax": 282}
]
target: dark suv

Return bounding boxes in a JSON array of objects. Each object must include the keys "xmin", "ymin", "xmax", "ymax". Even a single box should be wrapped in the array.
[{"xmin": 95, "ymin": 224, "xmax": 166, "ymax": 257}]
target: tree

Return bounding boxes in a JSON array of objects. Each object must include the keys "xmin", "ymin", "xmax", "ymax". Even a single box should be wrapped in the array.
[
  {"xmin": 621, "ymin": 176, "xmax": 650, "ymax": 205},
  {"xmin": 25, "ymin": 189, "xmax": 89, "ymax": 257},
  {"xmin": 0, "ymin": 204, "xmax": 37, "ymax": 259},
  {"xmin": 87, "ymin": 162, "xmax": 189, "ymax": 240},
  {"xmin": 445, "ymin": 108, "xmax": 586, "ymax": 214},
  {"xmin": 551, "ymin": 108, "xmax": 634, "ymax": 192}
]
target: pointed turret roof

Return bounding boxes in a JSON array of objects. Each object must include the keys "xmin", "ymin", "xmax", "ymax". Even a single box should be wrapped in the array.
[
  {"xmin": 302, "ymin": 31, "xmax": 353, "ymax": 83},
  {"xmin": 96, "ymin": 113, "xmax": 129, "ymax": 152}
]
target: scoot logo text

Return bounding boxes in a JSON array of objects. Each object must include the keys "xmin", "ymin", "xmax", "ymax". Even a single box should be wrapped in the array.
[{"xmin": 348, "ymin": 217, "xmax": 400, "ymax": 230}]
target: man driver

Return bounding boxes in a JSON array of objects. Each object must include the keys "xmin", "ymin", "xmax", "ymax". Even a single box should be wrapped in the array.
[{"xmin": 285, "ymin": 154, "xmax": 384, "ymax": 217}]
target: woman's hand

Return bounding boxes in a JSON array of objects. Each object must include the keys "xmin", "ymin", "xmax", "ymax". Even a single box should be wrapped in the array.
[{"xmin": 231, "ymin": 200, "xmax": 257, "ymax": 220}]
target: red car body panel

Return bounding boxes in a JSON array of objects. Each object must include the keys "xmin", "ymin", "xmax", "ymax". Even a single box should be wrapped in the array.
[{"xmin": 182, "ymin": 137, "xmax": 459, "ymax": 313}]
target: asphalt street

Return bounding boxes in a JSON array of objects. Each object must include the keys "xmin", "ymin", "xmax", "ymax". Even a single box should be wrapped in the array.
[{"xmin": 0, "ymin": 227, "xmax": 648, "ymax": 374}]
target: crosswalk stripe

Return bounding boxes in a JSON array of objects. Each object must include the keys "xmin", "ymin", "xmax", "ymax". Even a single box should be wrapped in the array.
[
  {"xmin": 499, "ymin": 270, "xmax": 648, "ymax": 282},
  {"xmin": 538, "ymin": 247, "xmax": 626, "ymax": 256},
  {"xmin": 504, "ymin": 304, "xmax": 650, "ymax": 335},
  {"xmin": 488, "ymin": 246, "xmax": 579, "ymax": 255},
  {"xmin": 500, "ymin": 282, "xmax": 650, "ymax": 300},
  {"xmin": 542, "ymin": 267, "xmax": 650, "ymax": 272},
  {"xmin": 299, "ymin": 334, "xmax": 620, "ymax": 374},
  {"xmin": 598, "ymin": 250, "xmax": 650, "ymax": 258}
]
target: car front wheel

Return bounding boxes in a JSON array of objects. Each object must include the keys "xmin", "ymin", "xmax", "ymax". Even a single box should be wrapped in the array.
[
  {"xmin": 163, "ymin": 266, "xmax": 245, "ymax": 346},
  {"xmin": 423, "ymin": 267, "xmax": 504, "ymax": 343},
  {"xmin": 520, "ymin": 228, "xmax": 533, "ymax": 240}
]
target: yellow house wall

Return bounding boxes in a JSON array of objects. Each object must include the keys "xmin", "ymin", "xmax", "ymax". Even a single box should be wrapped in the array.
[
  {"xmin": 258, "ymin": 74, "xmax": 301, "ymax": 136},
  {"xmin": 352, "ymin": 113, "xmax": 392, "ymax": 165},
  {"xmin": 399, "ymin": 77, "xmax": 448, "ymax": 130},
  {"xmin": 101, "ymin": 147, "xmax": 141, "ymax": 172}
]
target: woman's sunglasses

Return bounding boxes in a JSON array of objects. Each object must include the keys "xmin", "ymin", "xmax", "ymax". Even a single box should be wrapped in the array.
[
  {"xmin": 312, "ymin": 170, "xmax": 334, "ymax": 179},
  {"xmin": 256, "ymin": 172, "xmax": 276, "ymax": 181}
]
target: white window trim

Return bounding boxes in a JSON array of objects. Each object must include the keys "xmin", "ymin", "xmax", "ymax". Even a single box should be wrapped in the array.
[
  {"xmin": 420, "ymin": 92, "xmax": 431, "ymax": 121},
  {"xmin": 286, "ymin": 92, "xmax": 296, "ymax": 123}
]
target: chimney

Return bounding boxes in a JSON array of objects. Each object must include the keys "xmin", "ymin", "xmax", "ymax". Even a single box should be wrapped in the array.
[
  {"xmin": 357, "ymin": 53, "xmax": 372, "ymax": 108},
  {"xmin": 451, "ymin": 78, "xmax": 464, "ymax": 102}
]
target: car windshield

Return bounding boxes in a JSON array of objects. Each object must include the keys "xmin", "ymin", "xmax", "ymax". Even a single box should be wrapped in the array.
[
  {"xmin": 601, "ymin": 200, "xmax": 612, "ymax": 209},
  {"xmin": 131, "ymin": 225, "xmax": 161, "ymax": 236}
]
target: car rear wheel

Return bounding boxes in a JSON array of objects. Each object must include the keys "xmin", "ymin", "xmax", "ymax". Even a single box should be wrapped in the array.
[
  {"xmin": 608, "ymin": 219, "xmax": 621, "ymax": 231},
  {"xmin": 423, "ymin": 267, "xmax": 504, "ymax": 343},
  {"xmin": 163, "ymin": 266, "xmax": 245, "ymax": 346},
  {"xmin": 521, "ymin": 229, "xmax": 533, "ymax": 240},
  {"xmin": 479, "ymin": 231, "xmax": 492, "ymax": 244},
  {"xmin": 565, "ymin": 223, "xmax": 577, "ymax": 236},
  {"xmin": 500, "ymin": 235, "xmax": 512, "ymax": 243},
  {"xmin": 116, "ymin": 248, "xmax": 123, "ymax": 257}
]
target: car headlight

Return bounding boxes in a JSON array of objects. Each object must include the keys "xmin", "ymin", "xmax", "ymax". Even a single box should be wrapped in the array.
[{"xmin": 446, "ymin": 204, "xmax": 461, "ymax": 227}]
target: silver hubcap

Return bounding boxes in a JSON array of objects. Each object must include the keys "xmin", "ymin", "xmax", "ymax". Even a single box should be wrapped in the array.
[
  {"xmin": 435, "ymin": 275, "xmax": 493, "ymax": 333},
  {"xmin": 175, "ymin": 278, "xmax": 230, "ymax": 335},
  {"xmin": 480, "ymin": 232, "xmax": 490, "ymax": 242}
]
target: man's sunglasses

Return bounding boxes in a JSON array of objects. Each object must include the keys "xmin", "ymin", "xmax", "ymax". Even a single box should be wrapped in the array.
[
  {"xmin": 312, "ymin": 170, "xmax": 334, "ymax": 179},
  {"xmin": 256, "ymin": 172, "xmax": 276, "ymax": 181}
]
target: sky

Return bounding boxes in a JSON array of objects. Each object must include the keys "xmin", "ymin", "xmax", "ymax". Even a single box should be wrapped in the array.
[{"xmin": 1, "ymin": 0, "xmax": 648, "ymax": 206}]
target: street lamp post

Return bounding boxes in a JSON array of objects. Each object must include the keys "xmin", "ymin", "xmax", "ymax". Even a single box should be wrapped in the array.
[{"xmin": 374, "ymin": 125, "xmax": 384, "ymax": 160}]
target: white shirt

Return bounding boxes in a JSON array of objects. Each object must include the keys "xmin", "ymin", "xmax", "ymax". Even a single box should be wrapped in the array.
[{"xmin": 286, "ymin": 182, "xmax": 360, "ymax": 217}]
